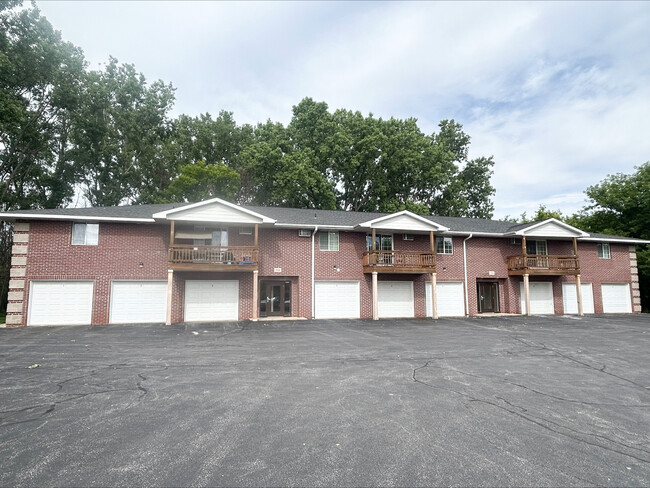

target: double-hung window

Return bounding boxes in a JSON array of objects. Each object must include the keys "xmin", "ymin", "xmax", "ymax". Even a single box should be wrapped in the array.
[
  {"xmin": 319, "ymin": 231, "xmax": 339, "ymax": 251},
  {"xmin": 597, "ymin": 243, "xmax": 611, "ymax": 259},
  {"xmin": 72, "ymin": 223, "xmax": 99, "ymax": 245},
  {"xmin": 435, "ymin": 236, "xmax": 453, "ymax": 254}
]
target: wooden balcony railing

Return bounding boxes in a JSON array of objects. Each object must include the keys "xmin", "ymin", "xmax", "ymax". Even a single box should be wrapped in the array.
[
  {"xmin": 169, "ymin": 245, "xmax": 258, "ymax": 270},
  {"xmin": 507, "ymin": 254, "xmax": 580, "ymax": 275},
  {"xmin": 363, "ymin": 250, "xmax": 436, "ymax": 273}
]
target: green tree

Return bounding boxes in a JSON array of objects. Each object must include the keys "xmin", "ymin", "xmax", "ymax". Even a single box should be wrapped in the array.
[
  {"xmin": 0, "ymin": 5, "xmax": 86, "ymax": 210},
  {"xmin": 70, "ymin": 57, "xmax": 175, "ymax": 206},
  {"xmin": 164, "ymin": 160, "xmax": 240, "ymax": 203}
]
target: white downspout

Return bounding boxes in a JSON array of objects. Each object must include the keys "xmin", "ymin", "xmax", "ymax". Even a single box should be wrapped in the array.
[
  {"xmin": 463, "ymin": 234, "xmax": 473, "ymax": 317},
  {"xmin": 311, "ymin": 225, "xmax": 319, "ymax": 318}
]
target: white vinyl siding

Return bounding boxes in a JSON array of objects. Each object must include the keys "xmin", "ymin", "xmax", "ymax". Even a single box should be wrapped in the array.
[
  {"xmin": 28, "ymin": 281, "xmax": 94, "ymax": 326},
  {"xmin": 184, "ymin": 280, "xmax": 239, "ymax": 322},
  {"xmin": 601, "ymin": 283, "xmax": 632, "ymax": 313},
  {"xmin": 110, "ymin": 281, "xmax": 167, "ymax": 324},
  {"xmin": 562, "ymin": 282, "xmax": 595, "ymax": 314},
  {"xmin": 426, "ymin": 281, "xmax": 465, "ymax": 317},
  {"xmin": 314, "ymin": 281, "xmax": 360, "ymax": 319},
  {"xmin": 319, "ymin": 231, "xmax": 339, "ymax": 251},
  {"xmin": 72, "ymin": 223, "xmax": 99, "ymax": 245},
  {"xmin": 520, "ymin": 282, "xmax": 554, "ymax": 315},
  {"xmin": 378, "ymin": 281, "xmax": 414, "ymax": 318}
]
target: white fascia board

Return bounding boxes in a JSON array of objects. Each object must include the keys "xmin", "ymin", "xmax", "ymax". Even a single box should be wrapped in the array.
[
  {"xmin": 580, "ymin": 237, "xmax": 650, "ymax": 244},
  {"xmin": 273, "ymin": 223, "xmax": 355, "ymax": 230},
  {"xmin": 152, "ymin": 197, "xmax": 276, "ymax": 223},
  {"xmin": 509, "ymin": 218, "xmax": 589, "ymax": 237},
  {"xmin": 0, "ymin": 213, "xmax": 155, "ymax": 223},
  {"xmin": 357, "ymin": 210, "xmax": 449, "ymax": 232}
]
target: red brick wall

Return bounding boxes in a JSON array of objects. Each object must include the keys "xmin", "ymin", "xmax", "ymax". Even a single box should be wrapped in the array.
[{"xmin": 14, "ymin": 221, "xmax": 637, "ymax": 325}]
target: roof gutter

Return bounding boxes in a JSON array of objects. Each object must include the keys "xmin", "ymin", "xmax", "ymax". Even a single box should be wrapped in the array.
[{"xmin": 0, "ymin": 213, "xmax": 155, "ymax": 223}]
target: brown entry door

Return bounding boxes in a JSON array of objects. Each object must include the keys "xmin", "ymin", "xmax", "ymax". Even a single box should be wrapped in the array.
[
  {"xmin": 260, "ymin": 281, "xmax": 291, "ymax": 317},
  {"xmin": 478, "ymin": 282, "xmax": 499, "ymax": 313}
]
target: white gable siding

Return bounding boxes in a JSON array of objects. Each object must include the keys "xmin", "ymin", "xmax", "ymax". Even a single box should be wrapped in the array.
[
  {"xmin": 370, "ymin": 214, "xmax": 439, "ymax": 232},
  {"xmin": 523, "ymin": 222, "xmax": 582, "ymax": 238},
  {"xmin": 169, "ymin": 202, "xmax": 264, "ymax": 224}
]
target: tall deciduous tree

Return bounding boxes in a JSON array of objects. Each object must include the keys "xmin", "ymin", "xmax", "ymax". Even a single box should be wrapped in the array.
[{"xmin": 70, "ymin": 57, "xmax": 175, "ymax": 206}]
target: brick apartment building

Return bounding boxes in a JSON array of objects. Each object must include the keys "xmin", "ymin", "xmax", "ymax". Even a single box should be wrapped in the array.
[{"xmin": 1, "ymin": 198, "xmax": 646, "ymax": 326}]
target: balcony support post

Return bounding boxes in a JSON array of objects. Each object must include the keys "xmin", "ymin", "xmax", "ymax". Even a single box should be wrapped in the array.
[
  {"xmin": 431, "ymin": 272, "xmax": 438, "ymax": 319},
  {"xmin": 169, "ymin": 220, "xmax": 175, "ymax": 246},
  {"xmin": 372, "ymin": 271, "xmax": 378, "ymax": 320},
  {"xmin": 575, "ymin": 274, "xmax": 584, "ymax": 316},
  {"xmin": 430, "ymin": 231, "xmax": 435, "ymax": 253},
  {"xmin": 523, "ymin": 273, "xmax": 531, "ymax": 316},
  {"xmin": 166, "ymin": 269, "xmax": 174, "ymax": 325},
  {"xmin": 372, "ymin": 228, "xmax": 376, "ymax": 251},
  {"xmin": 252, "ymin": 270, "xmax": 259, "ymax": 320},
  {"xmin": 254, "ymin": 224, "xmax": 259, "ymax": 247}
]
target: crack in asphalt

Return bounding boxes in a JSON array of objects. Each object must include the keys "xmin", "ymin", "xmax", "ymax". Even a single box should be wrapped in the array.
[{"xmin": 412, "ymin": 361, "xmax": 650, "ymax": 465}]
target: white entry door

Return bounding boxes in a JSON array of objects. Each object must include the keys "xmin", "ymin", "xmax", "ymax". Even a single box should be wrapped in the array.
[
  {"xmin": 601, "ymin": 283, "xmax": 632, "ymax": 313},
  {"xmin": 562, "ymin": 282, "xmax": 595, "ymax": 314},
  {"xmin": 314, "ymin": 281, "xmax": 360, "ymax": 319},
  {"xmin": 378, "ymin": 281, "xmax": 414, "ymax": 318},
  {"xmin": 426, "ymin": 282, "xmax": 465, "ymax": 317},
  {"xmin": 110, "ymin": 281, "xmax": 168, "ymax": 324},
  {"xmin": 28, "ymin": 281, "xmax": 94, "ymax": 326},
  {"xmin": 520, "ymin": 282, "xmax": 554, "ymax": 315},
  {"xmin": 184, "ymin": 280, "xmax": 239, "ymax": 322}
]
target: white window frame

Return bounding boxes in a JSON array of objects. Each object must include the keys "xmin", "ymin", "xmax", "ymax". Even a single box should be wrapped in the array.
[
  {"xmin": 526, "ymin": 239, "xmax": 547, "ymax": 255},
  {"xmin": 72, "ymin": 223, "xmax": 99, "ymax": 246},
  {"xmin": 319, "ymin": 231, "xmax": 339, "ymax": 251},
  {"xmin": 597, "ymin": 243, "xmax": 611, "ymax": 259},
  {"xmin": 435, "ymin": 236, "xmax": 453, "ymax": 254},
  {"xmin": 366, "ymin": 234, "xmax": 393, "ymax": 251}
]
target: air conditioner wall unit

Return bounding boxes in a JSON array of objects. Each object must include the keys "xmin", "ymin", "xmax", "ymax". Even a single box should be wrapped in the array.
[
  {"xmin": 403, "ymin": 234, "xmax": 414, "ymax": 241},
  {"xmin": 298, "ymin": 229, "xmax": 311, "ymax": 237},
  {"xmin": 511, "ymin": 237, "xmax": 522, "ymax": 244}
]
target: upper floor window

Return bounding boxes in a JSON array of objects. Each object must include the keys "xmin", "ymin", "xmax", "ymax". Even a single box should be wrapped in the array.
[
  {"xmin": 526, "ymin": 239, "xmax": 547, "ymax": 255},
  {"xmin": 598, "ymin": 242, "xmax": 611, "ymax": 259},
  {"xmin": 72, "ymin": 223, "xmax": 99, "ymax": 245},
  {"xmin": 366, "ymin": 234, "xmax": 393, "ymax": 251},
  {"xmin": 436, "ymin": 236, "xmax": 453, "ymax": 254},
  {"xmin": 319, "ymin": 231, "xmax": 339, "ymax": 251}
]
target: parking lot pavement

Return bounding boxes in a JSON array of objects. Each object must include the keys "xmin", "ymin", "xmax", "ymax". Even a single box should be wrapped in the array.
[{"xmin": 0, "ymin": 314, "xmax": 649, "ymax": 487}]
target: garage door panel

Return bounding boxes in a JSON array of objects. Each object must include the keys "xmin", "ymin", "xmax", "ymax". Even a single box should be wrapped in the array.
[
  {"xmin": 520, "ymin": 282, "xmax": 554, "ymax": 315},
  {"xmin": 601, "ymin": 283, "xmax": 632, "ymax": 313},
  {"xmin": 315, "ymin": 281, "xmax": 360, "ymax": 319},
  {"xmin": 378, "ymin": 281, "xmax": 414, "ymax": 318},
  {"xmin": 28, "ymin": 281, "xmax": 94, "ymax": 326},
  {"xmin": 185, "ymin": 280, "xmax": 239, "ymax": 322},
  {"xmin": 110, "ymin": 281, "xmax": 167, "ymax": 324},
  {"xmin": 562, "ymin": 283, "xmax": 595, "ymax": 314},
  {"xmin": 426, "ymin": 282, "xmax": 465, "ymax": 317}
]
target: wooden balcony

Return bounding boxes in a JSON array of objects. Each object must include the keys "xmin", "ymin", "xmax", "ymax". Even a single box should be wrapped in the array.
[
  {"xmin": 169, "ymin": 245, "xmax": 259, "ymax": 271},
  {"xmin": 507, "ymin": 254, "xmax": 580, "ymax": 275},
  {"xmin": 363, "ymin": 250, "xmax": 436, "ymax": 274}
]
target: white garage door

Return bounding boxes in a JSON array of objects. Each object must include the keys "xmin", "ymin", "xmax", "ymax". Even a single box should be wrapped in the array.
[
  {"xmin": 426, "ymin": 282, "xmax": 465, "ymax": 317},
  {"xmin": 562, "ymin": 282, "xmax": 595, "ymax": 314},
  {"xmin": 601, "ymin": 283, "xmax": 632, "ymax": 313},
  {"xmin": 110, "ymin": 281, "xmax": 167, "ymax": 324},
  {"xmin": 185, "ymin": 280, "xmax": 239, "ymax": 322},
  {"xmin": 378, "ymin": 281, "xmax": 414, "ymax": 318},
  {"xmin": 314, "ymin": 281, "xmax": 360, "ymax": 319},
  {"xmin": 28, "ymin": 281, "xmax": 94, "ymax": 326},
  {"xmin": 520, "ymin": 281, "xmax": 554, "ymax": 315}
]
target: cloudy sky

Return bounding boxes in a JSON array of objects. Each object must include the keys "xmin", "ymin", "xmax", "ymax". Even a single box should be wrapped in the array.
[{"xmin": 37, "ymin": 1, "xmax": 650, "ymax": 218}]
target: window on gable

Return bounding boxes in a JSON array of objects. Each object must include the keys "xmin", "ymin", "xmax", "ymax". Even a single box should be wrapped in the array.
[
  {"xmin": 435, "ymin": 236, "xmax": 453, "ymax": 254},
  {"xmin": 598, "ymin": 243, "xmax": 611, "ymax": 259},
  {"xmin": 72, "ymin": 223, "xmax": 99, "ymax": 245},
  {"xmin": 319, "ymin": 231, "xmax": 339, "ymax": 251}
]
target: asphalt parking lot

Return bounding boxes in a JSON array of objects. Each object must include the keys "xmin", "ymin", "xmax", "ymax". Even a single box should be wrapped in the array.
[{"xmin": 1, "ymin": 315, "xmax": 649, "ymax": 487}]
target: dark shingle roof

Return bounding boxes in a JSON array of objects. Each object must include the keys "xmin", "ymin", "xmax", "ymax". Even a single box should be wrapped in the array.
[{"xmin": 1, "ymin": 202, "xmax": 648, "ymax": 242}]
